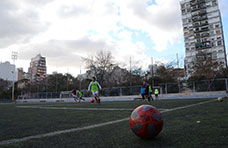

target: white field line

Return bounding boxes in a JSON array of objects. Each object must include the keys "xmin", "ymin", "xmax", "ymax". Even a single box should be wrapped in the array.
[
  {"xmin": 16, "ymin": 106, "xmax": 133, "ymax": 111},
  {"xmin": 0, "ymin": 117, "xmax": 129, "ymax": 146},
  {"xmin": 0, "ymin": 99, "xmax": 216, "ymax": 146},
  {"xmin": 160, "ymin": 99, "xmax": 216, "ymax": 113}
]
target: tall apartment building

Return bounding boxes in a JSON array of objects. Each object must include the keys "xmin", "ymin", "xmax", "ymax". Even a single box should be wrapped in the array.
[
  {"xmin": 180, "ymin": 0, "xmax": 227, "ymax": 78},
  {"xmin": 28, "ymin": 54, "xmax": 47, "ymax": 82}
]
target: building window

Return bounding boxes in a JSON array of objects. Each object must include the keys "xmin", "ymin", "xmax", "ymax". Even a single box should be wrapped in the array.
[
  {"xmin": 203, "ymin": 38, "xmax": 208, "ymax": 41},
  {"xmin": 209, "ymin": 24, "xmax": 213, "ymax": 29},
  {"xmin": 216, "ymin": 30, "xmax": 221, "ymax": 34},
  {"xmin": 211, "ymin": 42, "xmax": 214, "ymax": 46},
  {"xmin": 217, "ymin": 40, "xmax": 222, "ymax": 46},
  {"xmin": 217, "ymin": 36, "xmax": 221, "ymax": 40},
  {"xmin": 215, "ymin": 24, "xmax": 220, "ymax": 28},
  {"xmin": 191, "ymin": 47, "xmax": 195, "ymax": 50}
]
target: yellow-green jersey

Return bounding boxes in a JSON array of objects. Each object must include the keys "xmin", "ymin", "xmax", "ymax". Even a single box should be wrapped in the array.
[
  {"xmin": 149, "ymin": 86, "xmax": 152, "ymax": 93},
  {"xmin": 155, "ymin": 89, "xmax": 159, "ymax": 94},
  {"xmin": 88, "ymin": 81, "xmax": 102, "ymax": 93},
  {"xmin": 78, "ymin": 91, "xmax": 83, "ymax": 98}
]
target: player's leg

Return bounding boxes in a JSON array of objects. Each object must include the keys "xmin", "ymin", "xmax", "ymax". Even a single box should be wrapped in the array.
[
  {"xmin": 148, "ymin": 94, "xmax": 151, "ymax": 102},
  {"xmin": 94, "ymin": 93, "xmax": 100, "ymax": 104},
  {"xmin": 80, "ymin": 97, "xmax": 85, "ymax": 101},
  {"xmin": 77, "ymin": 97, "xmax": 81, "ymax": 103},
  {"xmin": 73, "ymin": 97, "xmax": 77, "ymax": 102},
  {"xmin": 155, "ymin": 94, "xmax": 158, "ymax": 99},
  {"xmin": 141, "ymin": 94, "xmax": 145, "ymax": 101},
  {"xmin": 150, "ymin": 93, "xmax": 154, "ymax": 101},
  {"xmin": 93, "ymin": 92, "xmax": 98, "ymax": 103},
  {"xmin": 97, "ymin": 93, "xmax": 101, "ymax": 104}
]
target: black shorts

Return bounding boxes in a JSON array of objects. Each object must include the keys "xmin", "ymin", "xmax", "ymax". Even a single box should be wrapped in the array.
[{"xmin": 144, "ymin": 90, "xmax": 149, "ymax": 95}]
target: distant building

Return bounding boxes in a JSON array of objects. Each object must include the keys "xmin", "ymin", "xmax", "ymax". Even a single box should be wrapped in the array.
[
  {"xmin": 0, "ymin": 61, "xmax": 17, "ymax": 81},
  {"xmin": 170, "ymin": 68, "xmax": 185, "ymax": 79},
  {"xmin": 180, "ymin": 0, "xmax": 227, "ymax": 78},
  {"xmin": 28, "ymin": 54, "xmax": 47, "ymax": 82},
  {"xmin": 17, "ymin": 68, "xmax": 25, "ymax": 81},
  {"xmin": 77, "ymin": 73, "xmax": 88, "ymax": 81}
]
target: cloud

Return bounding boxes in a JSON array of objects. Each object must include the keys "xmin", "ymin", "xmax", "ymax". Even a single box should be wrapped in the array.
[
  {"xmin": 4, "ymin": 0, "xmax": 224, "ymax": 75},
  {"xmin": 57, "ymin": 5, "xmax": 90, "ymax": 18},
  {"xmin": 23, "ymin": 0, "xmax": 54, "ymax": 6},
  {"xmin": 218, "ymin": 0, "xmax": 228, "ymax": 17},
  {"xmin": 11, "ymin": 0, "xmax": 184, "ymax": 74},
  {"xmin": 115, "ymin": 0, "xmax": 183, "ymax": 51},
  {"xmin": 0, "ymin": 0, "xmax": 48, "ymax": 48},
  {"xmin": 18, "ymin": 37, "xmax": 111, "ymax": 68}
]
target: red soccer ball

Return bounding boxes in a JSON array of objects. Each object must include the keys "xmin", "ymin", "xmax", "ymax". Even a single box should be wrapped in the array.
[
  {"xmin": 129, "ymin": 105, "xmax": 163, "ymax": 139},
  {"xmin": 90, "ymin": 98, "xmax": 95, "ymax": 103}
]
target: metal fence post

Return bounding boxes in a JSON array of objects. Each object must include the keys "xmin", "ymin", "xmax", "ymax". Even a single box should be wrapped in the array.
[
  {"xmin": 119, "ymin": 88, "xmax": 122, "ymax": 96},
  {"xmin": 226, "ymin": 79, "xmax": 228, "ymax": 93},
  {"xmin": 193, "ymin": 82, "xmax": 196, "ymax": 92},
  {"xmin": 165, "ymin": 83, "xmax": 168, "ymax": 94},
  {"xmin": 178, "ymin": 81, "xmax": 180, "ymax": 93}
]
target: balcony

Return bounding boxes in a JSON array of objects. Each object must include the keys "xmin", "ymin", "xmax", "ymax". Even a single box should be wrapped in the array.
[
  {"xmin": 194, "ymin": 30, "xmax": 200, "ymax": 33},
  {"xmin": 200, "ymin": 27, "xmax": 209, "ymax": 32},
  {"xmin": 195, "ymin": 42, "xmax": 202, "ymax": 48},
  {"xmin": 200, "ymin": 22, "xmax": 208, "ymax": 27},
  {"xmin": 200, "ymin": 15, "xmax": 207, "ymax": 20},
  {"xmin": 201, "ymin": 32, "xmax": 210, "ymax": 37},
  {"xmin": 198, "ymin": 0, "xmax": 206, "ymax": 4},
  {"xmin": 191, "ymin": 7, "xmax": 199, "ymax": 12},
  {"xmin": 190, "ymin": 0, "xmax": 197, "ymax": 3},
  {"xmin": 190, "ymin": 0, "xmax": 197, "ymax": 6},
  {"xmin": 199, "ymin": 10, "xmax": 207, "ymax": 15},
  {"xmin": 190, "ymin": 0, "xmax": 206, "ymax": 6},
  {"xmin": 192, "ymin": 16, "xmax": 198, "ymax": 22},
  {"xmin": 199, "ymin": 4, "xmax": 206, "ymax": 9},
  {"xmin": 195, "ymin": 41, "xmax": 211, "ymax": 49}
]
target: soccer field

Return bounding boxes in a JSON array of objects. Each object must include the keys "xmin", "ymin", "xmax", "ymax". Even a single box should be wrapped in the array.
[{"xmin": 0, "ymin": 98, "xmax": 228, "ymax": 148}]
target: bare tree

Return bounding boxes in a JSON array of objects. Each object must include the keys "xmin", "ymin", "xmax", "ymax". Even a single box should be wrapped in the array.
[{"xmin": 83, "ymin": 50, "xmax": 116, "ymax": 87}]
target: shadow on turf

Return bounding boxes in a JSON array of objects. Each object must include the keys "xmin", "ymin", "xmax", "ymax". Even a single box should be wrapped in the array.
[{"xmin": 129, "ymin": 132, "xmax": 178, "ymax": 147}]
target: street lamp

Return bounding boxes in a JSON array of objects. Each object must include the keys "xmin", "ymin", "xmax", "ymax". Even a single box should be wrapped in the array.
[{"xmin": 11, "ymin": 51, "xmax": 18, "ymax": 103}]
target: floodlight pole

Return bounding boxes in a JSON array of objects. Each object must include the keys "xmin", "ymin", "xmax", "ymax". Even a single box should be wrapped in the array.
[
  {"xmin": 11, "ymin": 51, "xmax": 18, "ymax": 103},
  {"xmin": 79, "ymin": 66, "xmax": 82, "ymax": 90},
  {"xmin": 151, "ymin": 57, "xmax": 154, "ymax": 88}
]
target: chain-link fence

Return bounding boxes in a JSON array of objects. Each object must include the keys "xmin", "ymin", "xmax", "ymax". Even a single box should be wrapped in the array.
[
  {"xmin": 15, "ymin": 78, "xmax": 228, "ymax": 99},
  {"xmin": 18, "ymin": 86, "xmax": 142, "ymax": 99}
]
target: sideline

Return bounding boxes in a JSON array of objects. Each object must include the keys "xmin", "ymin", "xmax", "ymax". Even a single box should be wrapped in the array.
[
  {"xmin": 0, "ymin": 99, "xmax": 216, "ymax": 146},
  {"xmin": 17, "ymin": 106, "xmax": 133, "ymax": 111},
  {"xmin": 17, "ymin": 106, "xmax": 172, "ymax": 111}
]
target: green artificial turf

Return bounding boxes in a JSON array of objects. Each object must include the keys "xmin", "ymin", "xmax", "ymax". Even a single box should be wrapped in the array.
[{"xmin": 1, "ymin": 98, "xmax": 228, "ymax": 148}]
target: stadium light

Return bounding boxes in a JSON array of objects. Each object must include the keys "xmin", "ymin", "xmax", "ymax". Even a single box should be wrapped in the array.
[{"xmin": 11, "ymin": 51, "xmax": 18, "ymax": 103}]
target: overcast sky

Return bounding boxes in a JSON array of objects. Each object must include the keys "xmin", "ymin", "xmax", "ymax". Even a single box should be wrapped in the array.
[{"xmin": 0, "ymin": 0, "xmax": 227, "ymax": 76}]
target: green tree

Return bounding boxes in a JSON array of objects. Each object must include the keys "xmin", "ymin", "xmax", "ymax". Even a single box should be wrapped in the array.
[{"xmin": 0, "ymin": 78, "xmax": 11, "ymax": 99}]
